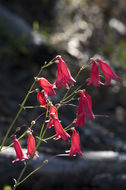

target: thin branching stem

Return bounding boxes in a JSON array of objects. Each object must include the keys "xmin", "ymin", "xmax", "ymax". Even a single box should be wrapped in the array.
[
  {"xmin": 0, "ymin": 59, "xmax": 55, "ymax": 152},
  {"xmin": 38, "ymin": 121, "xmax": 74, "ymax": 142},
  {"xmin": 60, "ymin": 65, "xmax": 88, "ymax": 104},
  {"xmin": 13, "ymin": 104, "xmax": 49, "ymax": 189},
  {"xmin": 15, "ymin": 160, "xmax": 48, "ymax": 187}
]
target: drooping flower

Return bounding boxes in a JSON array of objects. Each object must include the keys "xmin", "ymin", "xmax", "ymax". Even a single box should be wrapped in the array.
[
  {"xmin": 97, "ymin": 58, "xmax": 120, "ymax": 86},
  {"xmin": 47, "ymin": 105, "xmax": 58, "ymax": 128},
  {"xmin": 55, "ymin": 55, "xmax": 76, "ymax": 89},
  {"xmin": 37, "ymin": 77, "xmax": 56, "ymax": 98},
  {"xmin": 27, "ymin": 131, "xmax": 39, "ymax": 158},
  {"xmin": 87, "ymin": 61, "xmax": 103, "ymax": 87},
  {"xmin": 37, "ymin": 90, "xmax": 47, "ymax": 108},
  {"xmin": 12, "ymin": 135, "xmax": 28, "ymax": 163},
  {"xmin": 75, "ymin": 90, "xmax": 95, "ymax": 127},
  {"xmin": 66, "ymin": 128, "xmax": 83, "ymax": 157},
  {"xmin": 74, "ymin": 91, "xmax": 85, "ymax": 127},
  {"xmin": 51, "ymin": 114, "xmax": 70, "ymax": 140}
]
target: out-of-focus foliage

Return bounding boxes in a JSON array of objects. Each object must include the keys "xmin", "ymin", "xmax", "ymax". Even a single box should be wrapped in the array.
[
  {"xmin": 113, "ymin": 41, "xmax": 126, "ymax": 69},
  {"xmin": 3, "ymin": 185, "xmax": 12, "ymax": 190}
]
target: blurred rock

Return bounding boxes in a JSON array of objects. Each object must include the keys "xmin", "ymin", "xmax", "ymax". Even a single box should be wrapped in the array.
[
  {"xmin": 1, "ymin": 147, "xmax": 126, "ymax": 190},
  {"xmin": 92, "ymin": 174, "xmax": 126, "ymax": 190},
  {"xmin": 0, "ymin": 4, "xmax": 45, "ymax": 54}
]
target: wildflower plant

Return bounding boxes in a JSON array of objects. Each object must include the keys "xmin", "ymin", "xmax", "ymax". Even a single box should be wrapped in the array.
[{"xmin": 0, "ymin": 55, "xmax": 120, "ymax": 190}]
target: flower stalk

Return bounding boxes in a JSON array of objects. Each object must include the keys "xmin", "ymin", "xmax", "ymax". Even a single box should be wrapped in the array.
[{"xmin": 0, "ymin": 55, "xmax": 120, "ymax": 190}]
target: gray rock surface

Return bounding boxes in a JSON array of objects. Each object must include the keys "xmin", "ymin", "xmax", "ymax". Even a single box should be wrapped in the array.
[{"xmin": 1, "ymin": 147, "xmax": 126, "ymax": 190}]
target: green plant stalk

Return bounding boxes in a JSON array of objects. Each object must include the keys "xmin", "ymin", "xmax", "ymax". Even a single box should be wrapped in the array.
[
  {"xmin": 60, "ymin": 65, "xmax": 88, "ymax": 103},
  {"xmin": 13, "ymin": 102, "xmax": 60, "ymax": 189},
  {"xmin": 23, "ymin": 105, "xmax": 45, "ymax": 110},
  {"xmin": 0, "ymin": 59, "xmax": 55, "ymax": 152},
  {"xmin": 61, "ymin": 84, "xmax": 85, "ymax": 103},
  {"xmin": 0, "ymin": 77, "xmax": 37, "ymax": 152},
  {"xmin": 15, "ymin": 160, "xmax": 48, "ymax": 187},
  {"xmin": 13, "ymin": 141, "xmax": 48, "ymax": 189},
  {"xmin": 60, "ymin": 97, "xmax": 76, "ymax": 105},
  {"xmin": 38, "ymin": 121, "xmax": 74, "ymax": 142},
  {"xmin": 13, "ymin": 108, "xmax": 49, "ymax": 190},
  {"xmin": 2, "ymin": 118, "xmax": 36, "ymax": 152},
  {"xmin": 39, "ymin": 106, "xmax": 49, "ymax": 138},
  {"xmin": 2, "ymin": 131, "xmax": 27, "ymax": 152},
  {"xmin": 14, "ymin": 120, "xmax": 73, "ymax": 189},
  {"xmin": 13, "ymin": 137, "xmax": 46, "ymax": 190},
  {"xmin": 40, "ymin": 104, "xmax": 60, "ymax": 140},
  {"xmin": 12, "ymin": 58, "xmax": 86, "ymax": 189},
  {"xmin": 13, "ymin": 108, "xmax": 72, "ymax": 189}
]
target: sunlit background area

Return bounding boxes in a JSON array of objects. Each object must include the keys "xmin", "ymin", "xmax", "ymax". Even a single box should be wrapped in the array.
[{"xmin": 0, "ymin": 0, "xmax": 126, "ymax": 190}]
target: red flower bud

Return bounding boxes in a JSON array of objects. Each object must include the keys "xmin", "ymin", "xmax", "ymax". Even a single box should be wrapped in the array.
[
  {"xmin": 12, "ymin": 136, "xmax": 27, "ymax": 163},
  {"xmin": 27, "ymin": 132, "xmax": 39, "ymax": 158}
]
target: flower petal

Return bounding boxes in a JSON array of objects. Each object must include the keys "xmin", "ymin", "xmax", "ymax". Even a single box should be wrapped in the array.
[{"xmin": 97, "ymin": 58, "xmax": 120, "ymax": 86}]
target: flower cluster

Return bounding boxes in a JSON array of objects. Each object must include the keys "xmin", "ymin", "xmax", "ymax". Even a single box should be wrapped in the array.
[
  {"xmin": 87, "ymin": 58, "xmax": 120, "ymax": 87},
  {"xmin": 12, "ymin": 130, "xmax": 39, "ymax": 163},
  {"xmin": 12, "ymin": 55, "xmax": 120, "ymax": 163}
]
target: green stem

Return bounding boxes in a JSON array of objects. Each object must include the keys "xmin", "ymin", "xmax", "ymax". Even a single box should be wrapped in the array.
[
  {"xmin": 60, "ymin": 84, "xmax": 83, "ymax": 104},
  {"xmin": 13, "ymin": 106, "xmax": 49, "ymax": 190},
  {"xmin": 2, "ymin": 119, "xmax": 36, "ymax": 152},
  {"xmin": 38, "ymin": 121, "xmax": 74, "ymax": 142},
  {"xmin": 23, "ymin": 105, "xmax": 44, "ymax": 110},
  {"xmin": 61, "ymin": 97, "xmax": 76, "ymax": 105},
  {"xmin": 14, "ymin": 160, "xmax": 48, "ymax": 187},
  {"xmin": 0, "ymin": 109, "xmax": 22, "ymax": 152},
  {"xmin": 0, "ymin": 59, "xmax": 55, "ymax": 152},
  {"xmin": 14, "ymin": 120, "xmax": 73, "ymax": 188},
  {"xmin": 0, "ymin": 80, "xmax": 35, "ymax": 152},
  {"xmin": 39, "ymin": 106, "xmax": 49, "ymax": 138},
  {"xmin": 60, "ymin": 65, "xmax": 88, "ymax": 104},
  {"xmin": 13, "ymin": 138, "xmax": 42, "ymax": 190}
]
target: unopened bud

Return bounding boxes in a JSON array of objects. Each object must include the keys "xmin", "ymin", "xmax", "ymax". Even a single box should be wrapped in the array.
[
  {"xmin": 71, "ymin": 127, "xmax": 75, "ymax": 131},
  {"xmin": 27, "ymin": 130, "xmax": 32, "ymax": 135},
  {"xmin": 34, "ymin": 77, "xmax": 38, "ymax": 81},
  {"xmin": 16, "ymin": 127, "xmax": 21, "ymax": 132},
  {"xmin": 44, "ymin": 159, "xmax": 48, "ymax": 164},
  {"xmin": 35, "ymin": 88, "xmax": 39, "ymax": 92},
  {"xmin": 31, "ymin": 120, "xmax": 36, "ymax": 126},
  {"xmin": 56, "ymin": 103, "xmax": 60, "ymax": 108},
  {"xmin": 47, "ymin": 100, "xmax": 52, "ymax": 106}
]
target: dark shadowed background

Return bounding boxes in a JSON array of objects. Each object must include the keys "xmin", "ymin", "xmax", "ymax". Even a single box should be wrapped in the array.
[{"xmin": 0, "ymin": 0, "xmax": 126, "ymax": 190}]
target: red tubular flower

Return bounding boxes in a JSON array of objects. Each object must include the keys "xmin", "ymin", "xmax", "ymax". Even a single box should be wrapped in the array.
[
  {"xmin": 27, "ymin": 131, "xmax": 39, "ymax": 158},
  {"xmin": 66, "ymin": 128, "xmax": 83, "ymax": 157},
  {"xmin": 75, "ymin": 90, "xmax": 95, "ymax": 127},
  {"xmin": 97, "ymin": 58, "xmax": 120, "ymax": 86},
  {"xmin": 51, "ymin": 114, "xmax": 70, "ymax": 140},
  {"xmin": 37, "ymin": 90, "xmax": 47, "ymax": 108},
  {"xmin": 74, "ymin": 91, "xmax": 85, "ymax": 127},
  {"xmin": 55, "ymin": 55, "xmax": 76, "ymax": 89},
  {"xmin": 87, "ymin": 61, "xmax": 103, "ymax": 87},
  {"xmin": 37, "ymin": 77, "xmax": 56, "ymax": 98},
  {"xmin": 47, "ymin": 105, "xmax": 58, "ymax": 128},
  {"xmin": 12, "ymin": 136, "xmax": 27, "ymax": 163}
]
